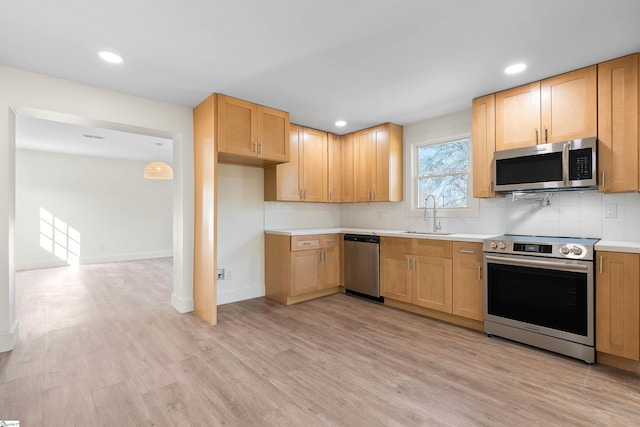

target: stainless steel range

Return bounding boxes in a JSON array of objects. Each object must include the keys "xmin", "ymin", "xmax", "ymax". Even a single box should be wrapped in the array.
[{"xmin": 483, "ymin": 235, "xmax": 599, "ymax": 363}]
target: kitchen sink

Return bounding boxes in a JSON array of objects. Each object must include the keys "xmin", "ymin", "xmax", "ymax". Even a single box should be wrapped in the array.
[{"xmin": 404, "ymin": 231, "xmax": 454, "ymax": 236}]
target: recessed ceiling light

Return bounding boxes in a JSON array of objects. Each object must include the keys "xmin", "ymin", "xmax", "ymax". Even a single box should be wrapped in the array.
[
  {"xmin": 98, "ymin": 51, "xmax": 124, "ymax": 64},
  {"xmin": 335, "ymin": 120, "xmax": 347, "ymax": 127},
  {"xmin": 504, "ymin": 63, "xmax": 527, "ymax": 74}
]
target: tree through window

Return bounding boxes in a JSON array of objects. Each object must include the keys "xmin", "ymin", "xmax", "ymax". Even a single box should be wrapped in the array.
[{"xmin": 417, "ymin": 138, "xmax": 470, "ymax": 208}]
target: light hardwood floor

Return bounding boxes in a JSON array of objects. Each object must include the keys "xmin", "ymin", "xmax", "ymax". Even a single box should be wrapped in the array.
[{"xmin": 2, "ymin": 258, "xmax": 640, "ymax": 426}]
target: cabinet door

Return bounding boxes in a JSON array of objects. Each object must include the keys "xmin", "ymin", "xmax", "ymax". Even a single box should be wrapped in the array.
[
  {"xmin": 598, "ymin": 54, "xmax": 639, "ymax": 193},
  {"xmin": 452, "ymin": 242, "xmax": 484, "ymax": 321},
  {"xmin": 354, "ymin": 129, "xmax": 372, "ymax": 202},
  {"xmin": 596, "ymin": 252, "xmax": 640, "ymax": 360},
  {"xmin": 413, "ymin": 256, "xmax": 452, "ymax": 313},
  {"xmin": 541, "ymin": 65, "xmax": 597, "ymax": 144},
  {"xmin": 341, "ymin": 133, "xmax": 355, "ymax": 202},
  {"xmin": 380, "ymin": 251, "xmax": 413, "ymax": 303},
  {"xmin": 321, "ymin": 241, "xmax": 341, "ymax": 289},
  {"xmin": 372, "ymin": 125, "xmax": 389, "ymax": 202},
  {"xmin": 258, "ymin": 106, "xmax": 290, "ymax": 162},
  {"xmin": 472, "ymin": 94, "xmax": 496, "ymax": 198},
  {"xmin": 301, "ymin": 128, "xmax": 328, "ymax": 202},
  {"xmin": 495, "ymin": 82, "xmax": 541, "ymax": 150},
  {"xmin": 327, "ymin": 133, "xmax": 342, "ymax": 203},
  {"xmin": 274, "ymin": 125, "xmax": 303, "ymax": 201},
  {"xmin": 291, "ymin": 250, "xmax": 321, "ymax": 296},
  {"xmin": 217, "ymin": 95, "xmax": 257, "ymax": 157}
]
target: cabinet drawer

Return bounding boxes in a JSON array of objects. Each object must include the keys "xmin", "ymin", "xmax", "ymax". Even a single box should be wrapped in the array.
[
  {"xmin": 291, "ymin": 235, "xmax": 322, "ymax": 251},
  {"xmin": 381, "ymin": 237, "xmax": 413, "ymax": 253},
  {"xmin": 321, "ymin": 234, "xmax": 340, "ymax": 248},
  {"xmin": 452, "ymin": 242, "xmax": 483, "ymax": 262},
  {"xmin": 413, "ymin": 239, "xmax": 452, "ymax": 258}
]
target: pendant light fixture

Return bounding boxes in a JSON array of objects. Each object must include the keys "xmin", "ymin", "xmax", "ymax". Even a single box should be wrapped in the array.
[{"xmin": 144, "ymin": 142, "xmax": 173, "ymax": 180}]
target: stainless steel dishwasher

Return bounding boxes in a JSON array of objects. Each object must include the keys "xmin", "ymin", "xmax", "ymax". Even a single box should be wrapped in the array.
[{"xmin": 343, "ymin": 234, "xmax": 382, "ymax": 302}]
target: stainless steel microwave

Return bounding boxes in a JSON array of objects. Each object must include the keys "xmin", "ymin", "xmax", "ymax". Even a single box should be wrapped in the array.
[{"xmin": 493, "ymin": 137, "xmax": 597, "ymax": 192}]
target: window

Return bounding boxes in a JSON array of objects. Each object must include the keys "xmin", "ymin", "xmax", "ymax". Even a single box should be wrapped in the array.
[
  {"xmin": 417, "ymin": 138, "xmax": 469, "ymax": 208},
  {"xmin": 407, "ymin": 135, "xmax": 477, "ymax": 218}
]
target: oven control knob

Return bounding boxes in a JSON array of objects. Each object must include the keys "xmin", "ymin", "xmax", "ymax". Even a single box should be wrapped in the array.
[
  {"xmin": 497, "ymin": 242, "xmax": 506, "ymax": 250},
  {"xmin": 490, "ymin": 242, "xmax": 498, "ymax": 249},
  {"xmin": 572, "ymin": 246, "xmax": 583, "ymax": 256},
  {"xmin": 560, "ymin": 246, "xmax": 570, "ymax": 255}
]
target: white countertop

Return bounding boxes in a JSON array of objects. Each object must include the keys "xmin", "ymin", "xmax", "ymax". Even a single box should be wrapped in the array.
[
  {"xmin": 266, "ymin": 230, "xmax": 640, "ymax": 251},
  {"xmin": 264, "ymin": 228, "xmax": 495, "ymax": 243},
  {"xmin": 595, "ymin": 240, "xmax": 640, "ymax": 254}
]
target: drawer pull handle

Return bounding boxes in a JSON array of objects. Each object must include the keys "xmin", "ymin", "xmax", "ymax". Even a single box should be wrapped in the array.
[{"xmin": 459, "ymin": 249, "xmax": 475, "ymax": 254}]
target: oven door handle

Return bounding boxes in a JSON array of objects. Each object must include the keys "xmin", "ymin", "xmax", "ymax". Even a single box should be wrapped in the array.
[{"xmin": 484, "ymin": 254, "xmax": 589, "ymax": 272}]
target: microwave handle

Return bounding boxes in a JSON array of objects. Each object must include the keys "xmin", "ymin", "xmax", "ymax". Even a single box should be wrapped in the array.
[{"xmin": 562, "ymin": 142, "xmax": 569, "ymax": 185}]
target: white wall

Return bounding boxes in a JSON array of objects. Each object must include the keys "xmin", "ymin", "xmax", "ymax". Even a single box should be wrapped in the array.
[
  {"xmin": 217, "ymin": 164, "xmax": 266, "ymax": 304},
  {"xmin": 264, "ymin": 201, "xmax": 342, "ymax": 229},
  {"xmin": 15, "ymin": 149, "xmax": 173, "ymax": 270},
  {"xmin": 0, "ymin": 66, "xmax": 194, "ymax": 352}
]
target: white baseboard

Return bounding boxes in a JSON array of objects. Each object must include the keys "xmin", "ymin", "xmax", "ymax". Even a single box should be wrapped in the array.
[
  {"xmin": 15, "ymin": 250, "xmax": 173, "ymax": 271},
  {"xmin": 217, "ymin": 283, "xmax": 265, "ymax": 305},
  {"xmin": 0, "ymin": 320, "xmax": 19, "ymax": 353},
  {"xmin": 171, "ymin": 293, "xmax": 194, "ymax": 313}
]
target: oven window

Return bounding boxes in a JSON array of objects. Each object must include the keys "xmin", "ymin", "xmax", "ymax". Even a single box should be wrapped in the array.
[{"xmin": 487, "ymin": 263, "xmax": 588, "ymax": 336}]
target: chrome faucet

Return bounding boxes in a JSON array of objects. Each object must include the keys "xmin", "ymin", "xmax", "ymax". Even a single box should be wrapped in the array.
[{"xmin": 424, "ymin": 195, "xmax": 441, "ymax": 232}]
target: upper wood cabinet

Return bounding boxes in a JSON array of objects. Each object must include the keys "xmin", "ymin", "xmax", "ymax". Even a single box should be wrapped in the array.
[
  {"xmin": 596, "ymin": 251, "xmax": 640, "ymax": 361},
  {"xmin": 495, "ymin": 66, "xmax": 597, "ymax": 151},
  {"xmin": 217, "ymin": 94, "xmax": 290, "ymax": 165},
  {"xmin": 354, "ymin": 123, "xmax": 403, "ymax": 202},
  {"xmin": 264, "ymin": 125, "xmax": 327, "ymax": 202},
  {"xmin": 327, "ymin": 133, "xmax": 355, "ymax": 203},
  {"xmin": 341, "ymin": 133, "xmax": 355, "ymax": 203},
  {"xmin": 495, "ymin": 82, "xmax": 541, "ymax": 150},
  {"xmin": 471, "ymin": 94, "xmax": 496, "ymax": 198},
  {"xmin": 598, "ymin": 53, "xmax": 639, "ymax": 193},
  {"xmin": 541, "ymin": 66, "xmax": 597, "ymax": 143}
]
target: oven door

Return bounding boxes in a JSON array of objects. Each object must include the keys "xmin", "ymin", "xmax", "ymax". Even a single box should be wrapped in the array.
[{"xmin": 484, "ymin": 253, "xmax": 594, "ymax": 346}]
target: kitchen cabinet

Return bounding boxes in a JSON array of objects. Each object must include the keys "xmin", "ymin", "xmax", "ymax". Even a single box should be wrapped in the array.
[
  {"xmin": 354, "ymin": 123, "xmax": 403, "ymax": 202},
  {"xmin": 217, "ymin": 94, "xmax": 290, "ymax": 165},
  {"xmin": 380, "ymin": 237, "xmax": 453, "ymax": 313},
  {"xmin": 596, "ymin": 251, "xmax": 640, "ymax": 361},
  {"xmin": 327, "ymin": 132, "xmax": 355, "ymax": 202},
  {"xmin": 471, "ymin": 94, "xmax": 496, "ymax": 198},
  {"xmin": 265, "ymin": 233, "xmax": 342, "ymax": 305},
  {"xmin": 495, "ymin": 66, "xmax": 597, "ymax": 150},
  {"xmin": 495, "ymin": 82, "xmax": 541, "ymax": 150},
  {"xmin": 598, "ymin": 53, "xmax": 639, "ymax": 193},
  {"xmin": 380, "ymin": 238, "xmax": 413, "ymax": 303},
  {"xmin": 264, "ymin": 125, "xmax": 327, "ymax": 202},
  {"xmin": 452, "ymin": 242, "xmax": 483, "ymax": 321}
]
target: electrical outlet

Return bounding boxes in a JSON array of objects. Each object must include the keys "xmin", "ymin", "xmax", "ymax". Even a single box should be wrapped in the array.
[
  {"xmin": 217, "ymin": 268, "xmax": 225, "ymax": 280},
  {"xmin": 227, "ymin": 270, "xmax": 233, "ymax": 280},
  {"xmin": 604, "ymin": 204, "xmax": 617, "ymax": 218},
  {"xmin": 98, "ymin": 243, "xmax": 104, "ymax": 252}
]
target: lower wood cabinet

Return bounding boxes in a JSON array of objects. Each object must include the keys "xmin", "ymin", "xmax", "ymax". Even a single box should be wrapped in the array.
[
  {"xmin": 381, "ymin": 237, "xmax": 483, "ymax": 329},
  {"xmin": 452, "ymin": 242, "xmax": 484, "ymax": 321},
  {"xmin": 265, "ymin": 233, "xmax": 342, "ymax": 305},
  {"xmin": 596, "ymin": 251, "xmax": 640, "ymax": 361}
]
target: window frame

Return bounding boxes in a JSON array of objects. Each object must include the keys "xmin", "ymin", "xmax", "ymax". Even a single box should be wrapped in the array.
[{"xmin": 405, "ymin": 133, "xmax": 479, "ymax": 218}]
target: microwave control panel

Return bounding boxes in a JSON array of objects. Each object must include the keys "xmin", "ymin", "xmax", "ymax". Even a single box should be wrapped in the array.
[{"xmin": 570, "ymin": 148, "xmax": 593, "ymax": 180}]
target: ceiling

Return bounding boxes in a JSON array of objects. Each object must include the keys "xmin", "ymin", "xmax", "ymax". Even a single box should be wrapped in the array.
[{"xmin": 2, "ymin": 0, "xmax": 640, "ymax": 140}]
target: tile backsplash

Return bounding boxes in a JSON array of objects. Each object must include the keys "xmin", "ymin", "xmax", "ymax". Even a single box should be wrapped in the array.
[{"xmin": 265, "ymin": 190, "xmax": 640, "ymax": 242}]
